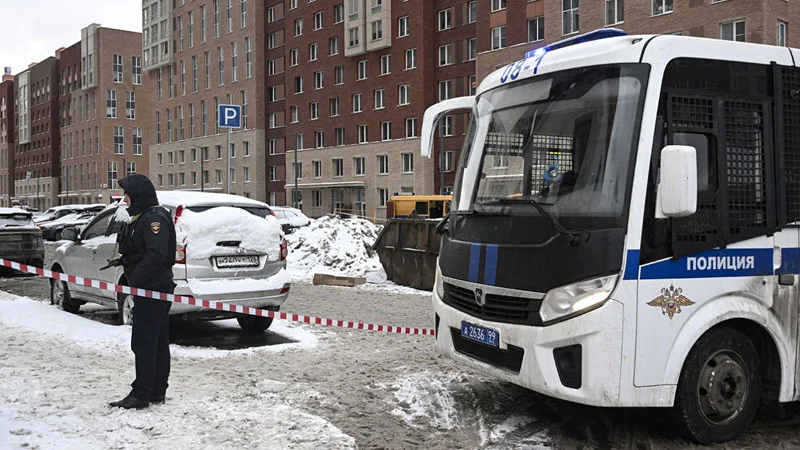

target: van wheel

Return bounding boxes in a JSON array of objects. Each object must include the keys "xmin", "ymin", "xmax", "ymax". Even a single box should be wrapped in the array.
[
  {"xmin": 237, "ymin": 315, "xmax": 274, "ymax": 332},
  {"xmin": 674, "ymin": 328, "xmax": 760, "ymax": 444},
  {"xmin": 117, "ymin": 293, "xmax": 135, "ymax": 326},
  {"xmin": 51, "ymin": 279, "xmax": 80, "ymax": 314}
]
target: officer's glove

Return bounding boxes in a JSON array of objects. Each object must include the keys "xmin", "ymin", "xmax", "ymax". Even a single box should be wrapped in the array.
[{"xmin": 99, "ymin": 258, "xmax": 121, "ymax": 271}]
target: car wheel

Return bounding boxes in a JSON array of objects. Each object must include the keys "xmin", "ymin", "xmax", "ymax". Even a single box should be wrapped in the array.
[
  {"xmin": 51, "ymin": 279, "xmax": 80, "ymax": 314},
  {"xmin": 237, "ymin": 315, "xmax": 274, "ymax": 332},
  {"xmin": 117, "ymin": 293, "xmax": 135, "ymax": 326},
  {"xmin": 54, "ymin": 230, "xmax": 62, "ymax": 241},
  {"xmin": 674, "ymin": 328, "xmax": 760, "ymax": 444}
]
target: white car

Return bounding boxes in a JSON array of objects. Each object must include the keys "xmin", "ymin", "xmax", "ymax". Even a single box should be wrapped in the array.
[
  {"xmin": 49, "ymin": 191, "xmax": 290, "ymax": 332},
  {"xmin": 270, "ymin": 206, "xmax": 312, "ymax": 234},
  {"xmin": 35, "ymin": 203, "xmax": 106, "ymax": 226}
]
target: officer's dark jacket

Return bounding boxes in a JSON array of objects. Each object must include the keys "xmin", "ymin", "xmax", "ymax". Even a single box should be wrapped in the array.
[{"xmin": 118, "ymin": 175, "xmax": 176, "ymax": 290}]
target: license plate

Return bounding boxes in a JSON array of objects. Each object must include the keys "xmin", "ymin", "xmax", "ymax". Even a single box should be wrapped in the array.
[
  {"xmin": 460, "ymin": 321, "xmax": 499, "ymax": 347},
  {"xmin": 215, "ymin": 255, "xmax": 259, "ymax": 268}
]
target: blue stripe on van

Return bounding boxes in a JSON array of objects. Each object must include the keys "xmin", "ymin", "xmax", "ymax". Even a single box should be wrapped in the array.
[
  {"xmin": 484, "ymin": 244, "xmax": 499, "ymax": 285},
  {"xmin": 623, "ymin": 248, "xmax": 800, "ymax": 280},
  {"xmin": 468, "ymin": 244, "xmax": 481, "ymax": 283}
]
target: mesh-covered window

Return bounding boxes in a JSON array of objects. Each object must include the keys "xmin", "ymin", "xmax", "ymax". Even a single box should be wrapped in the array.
[{"xmin": 778, "ymin": 65, "xmax": 800, "ymax": 224}]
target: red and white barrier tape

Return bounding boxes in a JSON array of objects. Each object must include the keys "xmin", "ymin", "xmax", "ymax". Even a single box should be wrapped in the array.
[{"xmin": 0, "ymin": 258, "xmax": 435, "ymax": 336}]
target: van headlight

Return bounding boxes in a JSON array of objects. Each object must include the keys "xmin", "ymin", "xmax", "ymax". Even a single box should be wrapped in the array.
[
  {"xmin": 540, "ymin": 275, "xmax": 618, "ymax": 324},
  {"xmin": 435, "ymin": 263, "xmax": 444, "ymax": 299}
]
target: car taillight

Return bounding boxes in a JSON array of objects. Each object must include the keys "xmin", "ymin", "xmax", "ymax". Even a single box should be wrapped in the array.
[
  {"xmin": 280, "ymin": 237, "xmax": 288, "ymax": 261},
  {"xmin": 176, "ymin": 239, "xmax": 186, "ymax": 264},
  {"xmin": 269, "ymin": 208, "xmax": 277, "ymax": 217},
  {"xmin": 174, "ymin": 204, "xmax": 184, "ymax": 224}
]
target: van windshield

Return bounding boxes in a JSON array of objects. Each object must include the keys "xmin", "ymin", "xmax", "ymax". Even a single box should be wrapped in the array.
[{"xmin": 455, "ymin": 63, "xmax": 649, "ymax": 229}]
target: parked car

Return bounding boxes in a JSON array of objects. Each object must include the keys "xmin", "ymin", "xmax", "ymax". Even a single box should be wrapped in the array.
[
  {"xmin": 270, "ymin": 206, "xmax": 312, "ymax": 234},
  {"xmin": 49, "ymin": 191, "xmax": 290, "ymax": 332},
  {"xmin": 35, "ymin": 204, "xmax": 105, "ymax": 226},
  {"xmin": 40, "ymin": 211, "xmax": 97, "ymax": 241},
  {"xmin": 0, "ymin": 208, "xmax": 44, "ymax": 272}
]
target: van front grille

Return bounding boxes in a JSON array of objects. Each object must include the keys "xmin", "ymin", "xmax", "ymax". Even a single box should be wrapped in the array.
[{"xmin": 443, "ymin": 283, "xmax": 543, "ymax": 326}]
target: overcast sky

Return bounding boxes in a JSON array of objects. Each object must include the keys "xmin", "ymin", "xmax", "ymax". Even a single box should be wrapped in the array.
[{"xmin": 0, "ymin": 0, "xmax": 141, "ymax": 76}]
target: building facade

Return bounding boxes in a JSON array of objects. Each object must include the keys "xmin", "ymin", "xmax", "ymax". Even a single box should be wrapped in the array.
[
  {"xmin": 58, "ymin": 25, "xmax": 150, "ymax": 205},
  {"xmin": 144, "ymin": 0, "xmax": 268, "ymax": 200},
  {"xmin": 0, "ymin": 69, "xmax": 14, "ymax": 207},
  {"xmin": 13, "ymin": 57, "xmax": 60, "ymax": 210},
  {"xmin": 277, "ymin": 0, "xmax": 476, "ymax": 219}
]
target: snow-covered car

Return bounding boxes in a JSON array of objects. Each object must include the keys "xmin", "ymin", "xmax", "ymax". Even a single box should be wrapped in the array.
[
  {"xmin": 39, "ymin": 211, "xmax": 97, "ymax": 241},
  {"xmin": 270, "ymin": 206, "xmax": 312, "ymax": 234},
  {"xmin": 0, "ymin": 208, "xmax": 44, "ymax": 271},
  {"xmin": 35, "ymin": 204, "xmax": 105, "ymax": 226},
  {"xmin": 49, "ymin": 191, "xmax": 290, "ymax": 332}
]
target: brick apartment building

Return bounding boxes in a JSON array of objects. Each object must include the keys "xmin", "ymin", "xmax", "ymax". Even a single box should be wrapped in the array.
[
  {"xmin": 13, "ymin": 56, "xmax": 60, "ymax": 210},
  {"xmin": 143, "ymin": 0, "xmax": 268, "ymax": 200},
  {"xmin": 58, "ymin": 25, "xmax": 150, "ymax": 205},
  {"xmin": 0, "ymin": 69, "xmax": 14, "ymax": 207},
  {"xmin": 275, "ymin": 0, "xmax": 476, "ymax": 218}
]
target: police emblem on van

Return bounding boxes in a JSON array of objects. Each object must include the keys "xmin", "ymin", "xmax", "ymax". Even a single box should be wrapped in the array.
[
  {"xmin": 647, "ymin": 284, "xmax": 695, "ymax": 319},
  {"xmin": 474, "ymin": 288, "xmax": 485, "ymax": 306}
]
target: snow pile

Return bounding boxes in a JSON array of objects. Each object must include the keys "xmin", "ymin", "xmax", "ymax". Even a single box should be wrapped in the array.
[
  {"xmin": 177, "ymin": 207, "xmax": 283, "ymax": 261},
  {"xmin": 285, "ymin": 215, "xmax": 384, "ymax": 281}
]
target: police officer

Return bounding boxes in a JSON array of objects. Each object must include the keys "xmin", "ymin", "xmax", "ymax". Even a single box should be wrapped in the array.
[{"xmin": 109, "ymin": 174, "xmax": 176, "ymax": 409}]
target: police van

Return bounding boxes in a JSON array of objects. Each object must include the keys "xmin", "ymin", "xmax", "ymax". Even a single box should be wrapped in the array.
[{"xmin": 422, "ymin": 29, "xmax": 800, "ymax": 443}]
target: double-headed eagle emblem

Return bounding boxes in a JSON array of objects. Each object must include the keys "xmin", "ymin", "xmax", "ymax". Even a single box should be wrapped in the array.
[{"xmin": 647, "ymin": 284, "xmax": 695, "ymax": 319}]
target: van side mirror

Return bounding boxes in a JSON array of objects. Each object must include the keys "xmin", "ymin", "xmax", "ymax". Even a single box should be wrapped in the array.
[
  {"xmin": 421, "ymin": 96, "xmax": 476, "ymax": 158},
  {"xmin": 61, "ymin": 227, "xmax": 79, "ymax": 242},
  {"xmin": 656, "ymin": 145, "xmax": 697, "ymax": 219}
]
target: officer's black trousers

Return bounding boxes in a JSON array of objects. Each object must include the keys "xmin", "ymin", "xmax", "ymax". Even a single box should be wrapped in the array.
[{"xmin": 130, "ymin": 283, "xmax": 173, "ymax": 401}]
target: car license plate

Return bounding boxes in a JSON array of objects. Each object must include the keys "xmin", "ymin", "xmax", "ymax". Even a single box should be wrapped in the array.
[
  {"xmin": 461, "ymin": 321, "xmax": 499, "ymax": 347},
  {"xmin": 215, "ymin": 255, "xmax": 259, "ymax": 268}
]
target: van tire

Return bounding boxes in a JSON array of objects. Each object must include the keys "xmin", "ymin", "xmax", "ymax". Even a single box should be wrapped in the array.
[
  {"xmin": 237, "ymin": 315, "xmax": 274, "ymax": 332},
  {"xmin": 674, "ymin": 328, "xmax": 760, "ymax": 444}
]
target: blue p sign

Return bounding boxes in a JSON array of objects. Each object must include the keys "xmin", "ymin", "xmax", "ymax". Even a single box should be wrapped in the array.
[{"xmin": 218, "ymin": 104, "xmax": 241, "ymax": 128}]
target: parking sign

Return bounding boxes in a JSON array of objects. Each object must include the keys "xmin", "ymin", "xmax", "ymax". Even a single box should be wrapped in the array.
[{"xmin": 218, "ymin": 104, "xmax": 241, "ymax": 128}]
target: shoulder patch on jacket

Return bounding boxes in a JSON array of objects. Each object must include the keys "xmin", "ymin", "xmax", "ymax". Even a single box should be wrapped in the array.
[{"xmin": 150, "ymin": 221, "xmax": 162, "ymax": 234}]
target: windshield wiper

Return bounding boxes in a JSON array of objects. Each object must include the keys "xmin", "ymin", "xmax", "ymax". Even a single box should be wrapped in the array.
[{"xmin": 481, "ymin": 198, "xmax": 590, "ymax": 247}]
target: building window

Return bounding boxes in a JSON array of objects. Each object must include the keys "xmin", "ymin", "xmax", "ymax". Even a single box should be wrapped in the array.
[
  {"xmin": 295, "ymin": 76, "xmax": 303, "ymax": 93},
  {"xmin": 231, "ymin": 42, "xmax": 238, "ymax": 82},
  {"xmin": 336, "ymin": 127, "xmax": 345, "ymax": 145},
  {"xmin": 180, "ymin": 60, "xmax": 187, "ymax": 95},
  {"xmin": 290, "ymin": 48, "xmax": 299, "ymax": 66},
  {"xmin": 438, "ymin": 9, "xmax": 451, "ymax": 31},
  {"xmin": 492, "ymin": 26, "xmax": 507, "ymax": 50},
  {"xmin": 440, "ymin": 115, "xmax": 453, "ymax": 136},
  {"xmin": 330, "ymin": 97, "xmax": 340, "ymax": 116},
  {"xmin": 402, "ymin": 153, "xmax": 413, "ymax": 173},
  {"xmin": 201, "ymin": 99, "xmax": 207, "ymax": 135},
  {"xmin": 348, "ymin": 27, "xmax": 360, "ymax": 47},
  {"xmin": 269, "ymin": 165, "xmax": 278, "ymax": 181},
  {"xmin": 309, "ymin": 42, "xmax": 318, "ymax": 61},
  {"xmin": 381, "ymin": 121, "xmax": 391, "ymax": 141},
  {"xmin": 652, "ymin": 0, "xmax": 672, "ymax": 16},
  {"xmin": 439, "ymin": 44, "xmax": 453, "ymax": 66},
  {"xmin": 528, "ymin": 17, "xmax": 545, "ymax": 42},
  {"xmin": 132, "ymin": 56, "xmax": 142, "ymax": 85},
  {"xmin": 381, "ymin": 55, "xmax": 391, "ymax": 75},
  {"xmin": 439, "ymin": 80, "xmax": 452, "ymax": 101},
  {"xmin": 352, "ymin": 93, "xmax": 362, "ymax": 113},
  {"xmin": 778, "ymin": 21, "xmax": 787, "ymax": 47},
  {"xmin": 491, "ymin": 0, "xmax": 506, "ymax": 12},
  {"xmin": 315, "ymin": 71, "xmax": 324, "ymax": 89},
  {"xmin": 132, "ymin": 127, "xmax": 142, "ymax": 155},
  {"xmin": 244, "ymin": 141, "xmax": 250, "ymax": 156},
  {"xmin": 358, "ymin": 124, "xmax": 368, "ymax": 143},
  {"xmin": 721, "ymin": 20, "xmax": 745, "ymax": 42},
  {"xmin": 332, "ymin": 158, "xmax": 344, "ymax": 177},
  {"xmin": 563, "ymin": 0, "xmax": 579, "ymax": 34},
  {"xmin": 201, "ymin": 5, "xmax": 207, "ymax": 42},
  {"xmin": 113, "ymin": 54, "xmax": 123, "ymax": 83},
  {"xmin": 353, "ymin": 156, "xmax": 366, "ymax": 176},
  {"xmin": 204, "ymin": 51, "xmax": 211, "ymax": 89},
  {"xmin": 335, "ymin": 66, "xmax": 344, "ymax": 84},
  {"xmin": 398, "ymin": 16, "xmax": 409, "ymax": 37},
  {"xmin": 405, "ymin": 48, "xmax": 417, "ymax": 69},
  {"xmin": 290, "ymin": 0, "xmax": 298, "ymax": 9},
  {"xmin": 310, "ymin": 102, "xmax": 319, "ymax": 120},
  {"xmin": 192, "ymin": 56, "xmax": 199, "ymax": 92},
  {"xmin": 378, "ymin": 188, "xmax": 388, "ymax": 207},
  {"xmin": 218, "ymin": 47, "xmax": 225, "ymax": 85},
  {"xmin": 245, "ymin": 37, "xmax": 252, "ymax": 78},
  {"xmin": 227, "ymin": 0, "xmax": 233, "ymax": 32},
  {"xmin": 241, "ymin": 0, "xmax": 247, "ymax": 27},
  {"xmin": 378, "ymin": 155, "xmax": 388, "ymax": 174},
  {"xmin": 371, "ymin": 20, "xmax": 383, "ymax": 40},
  {"xmin": 468, "ymin": 38, "xmax": 477, "ymax": 60},
  {"xmin": 295, "ymin": 133, "xmax": 304, "ymax": 150},
  {"xmin": 214, "ymin": 0, "xmax": 220, "ymax": 37},
  {"xmin": 374, "ymin": 89, "xmax": 384, "ymax": 109},
  {"xmin": 106, "ymin": 89, "xmax": 117, "ymax": 118},
  {"xmin": 605, "ymin": 0, "xmax": 623, "ymax": 25},
  {"xmin": 114, "ymin": 126, "xmax": 124, "ymax": 154},
  {"xmin": 313, "ymin": 160, "xmax": 322, "ymax": 178},
  {"xmin": 329, "ymin": 36, "xmax": 339, "ymax": 55},
  {"xmin": 468, "ymin": 1, "xmax": 477, "ymax": 24},
  {"xmin": 268, "ymin": 59, "xmax": 276, "ymax": 75},
  {"xmin": 358, "ymin": 60, "xmax": 368, "ymax": 80},
  {"xmin": 399, "ymin": 84, "xmax": 410, "ymax": 105},
  {"xmin": 313, "ymin": 190, "xmax": 322, "ymax": 207},
  {"xmin": 315, "ymin": 131, "xmax": 324, "ymax": 148},
  {"xmin": 405, "ymin": 117, "xmax": 417, "ymax": 138},
  {"xmin": 469, "ymin": 74, "xmax": 477, "ymax": 95},
  {"xmin": 442, "ymin": 151, "xmax": 453, "ymax": 172},
  {"xmin": 291, "ymin": 106, "xmax": 299, "ymax": 123},
  {"xmin": 125, "ymin": 91, "xmax": 135, "ymax": 119},
  {"xmin": 334, "ymin": 3, "xmax": 344, "ymax": 23},
  {"xmin": 293, "ymin": 162, "xmax": 303, "ymax": 179},
  {"xmin": 295, "ymin": 18, "xmax": 303, "ymax": 37}
]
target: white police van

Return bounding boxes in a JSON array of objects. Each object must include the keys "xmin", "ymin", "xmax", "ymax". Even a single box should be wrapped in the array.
[{"xmin": 422, "ymin": 29, "xmax": 800, "ymax": 443}]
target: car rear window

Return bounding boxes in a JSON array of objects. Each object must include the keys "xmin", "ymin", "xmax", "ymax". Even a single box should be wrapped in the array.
[
  {"xmin": 0, "ymin": 214, "xmax": 35, "ymax": 228},
  {"xmin": 187, "ymin": 205, "xmax": 272, "ymax": 218}
]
